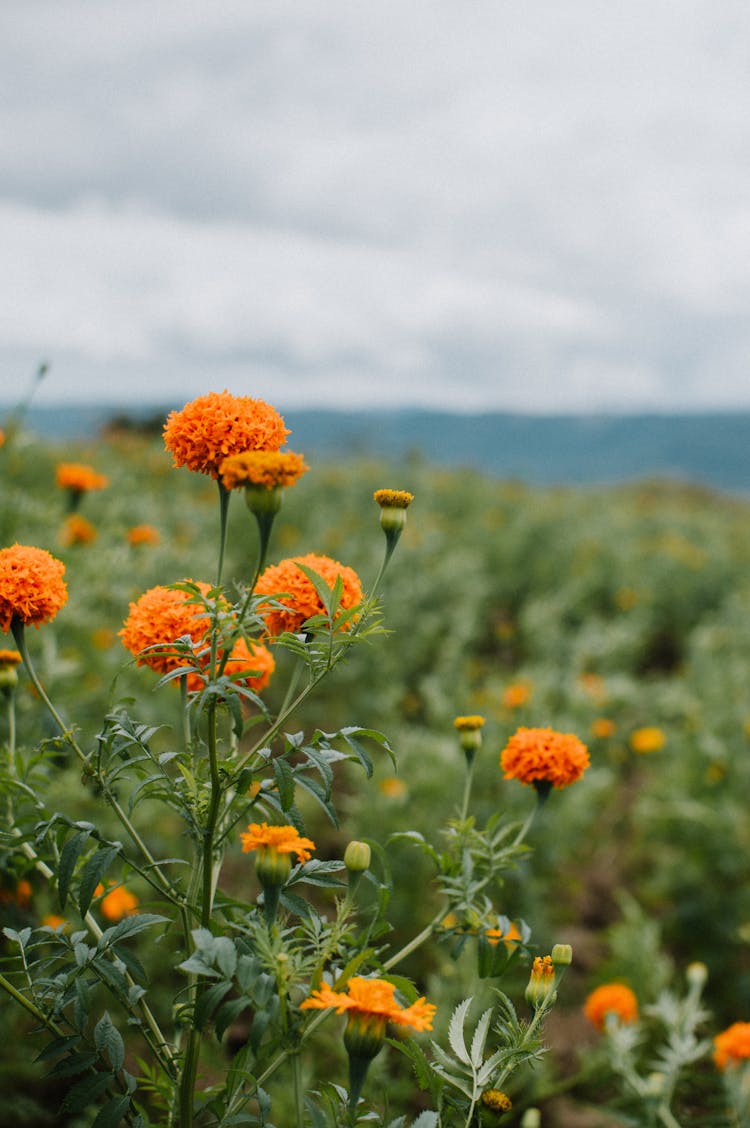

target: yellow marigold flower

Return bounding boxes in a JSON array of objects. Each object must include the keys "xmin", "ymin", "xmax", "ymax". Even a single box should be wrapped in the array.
[
  {"xmin": 629, "ymin": 726, "xmax": 666, "ymax": 754},
  {"xmin": 525, "ymin": 955, "xmax": 557, "ymax": 1009},
  {"xmin": 60, "ymin": 514, "xmax": 97, "ymax": 546},
  {"xmin": 254, "ymin": 553, "xmax": 363, "ymax": 636},
  {"xmin": 591, "ymin": 717, "xmax": 616, "ymax": 739},
  {"xmin": 714, "ymin": 1022, "xmax": 750, "ymax": 1070},
  {"xmin": 240, "ymin": 822, "xmax": 315, "ymax": 863},
  {"xmin": 220, "ymin": 450, "xmax": 308, "ymax": 491},
  {"xmin": 163, "ymin": 390, "xmax": 289, "ymax": 479},
  {"xmin": 378, "ymin": 776, "xmax": 407, "ymax": 799},
  {"xmin": 481, "ymin": 1090, "xmax": 512, "ymax": 1113},
  {"xmin": 500, "ymin": 726, "xmax": 589, "ymax": 792},
  {"xmin": 584, "ymin": 983, "xmax": 639, "ymax": 1030},
  {"xmin": 454, "ymin": 715, "xmax": 485, "ymax": 732},
  {"xmin": 373, "ymin": 489, "xmax": 414, "ymax": 509},
  {"xmin": 0, "ymin": 544, "xmax": 68, "ymax": 633},
  {"xmin": 0, "ymin": 649, "xmax": 22, "ymax": 668},
  {"xmin": 95, "ymin": 882, "xmax": 138, "ymax": 922},
  {"xmin": 120, "ymin": 582, "xmax": 213, "ymax": 677},
  {"xmin": 502, "ymin": 682, "xmax": 531, "ymax": 708},
  {"xmin": 55, "ymin": 462, "xmax": 109, "ymax": 492},
  {"xmin": 485, "ymin": 920, "xmax": 522, "ymax": 949},
  {"xmin": 127, "ymin": 524, "xmax": 160, "ymax": 547},
  {"xmin": 300, "ymin": 976, "xmax": 435, "ymax": 1033}
]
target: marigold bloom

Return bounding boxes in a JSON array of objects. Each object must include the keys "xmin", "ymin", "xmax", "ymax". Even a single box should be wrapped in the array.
[
  {"xmin": 163, "ymin": 390, "xmax": 289, "ymax": 479},
  {"xmin": 378, "ymin": 776, "xmax": 407, "ymax": 799},
  {"xmin": 41, "ymin": 914, "xmax": 67, "ymax": 931},
  {"xmin": 60, "ymin": 514, "xmax": 97, "ymax": 546},
  {"xmin": 454, "ymin": 715, "xmax": 486, "ymax": 732},
  {"xmin": 584, "ymin": 983, "xmax": 639, "ymax": 1030},
  {"xmin": 222, "ymin": 638, "xmax": 275, "ymax": 693},
  {"xmin": 481, "ymin": 1091, "xmax": 512, "ymax": 1113},
  {"xmin": 373, "ymin": 489, "xmax": 414, "ymax": 509},
  {"xmin": 591, "ymin": 717, "xmax": 616, "ymax": 739},
  {"xmin": 254, "ymin": 552, "xmax": 363, "ymax": 635},
  {"xmin": 629, "ymin": 726, "xmax": 666, "ymax": 754},
  {"xmin": 0, "ymin": 544, "xmax": 68, "ymax": 633},
  {"xmin": 502, "ymin": 682, "xmax": 531, "ymax": 708},
  {"xmin": 120, "ymin": 582, "xmax": 213, "ymax": 676},
  {"xmin": 220, "ymin": 450, "xmax": 308, "ymax": 491},
  {"xmin": 240, "ymin": 822, "xmax": 315, "ymax": 863},
  {"xmin": 714, "ymin": 1022, "xmax": 750, "ymax": 1070},
  {"xmin": 485, "ymin": 921, "xmax": 522, "ymax": 949},
  {"xmin": 500, "ymin": 727, "xmax": 589, "ymax": 791},
  {"xmin": 15, "ymin": 879, "xmax": 32, "ymax": 907},
  {"xmin": 300, "ymin": 977, "xmax": 435, "ymax": 1033},
  {"xmin": 0, "ymin": 649, "xmax": 22, "ymax": 668},
  {"xmin": 55, "ymin": 463, "xmax": 109, "ymax": 492},
  {"xmin": 127, "ymin": 524, "xmax": 160, "ymax": 547},
  {"xmin": 95, "ymin": 882, "xmax": 139, "ymax": 922}
]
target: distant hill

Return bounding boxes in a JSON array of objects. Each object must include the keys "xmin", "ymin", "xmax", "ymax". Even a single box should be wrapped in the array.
[{"xmin": 6, "ymin": 404, "xmax": 750, "ymax": 493}]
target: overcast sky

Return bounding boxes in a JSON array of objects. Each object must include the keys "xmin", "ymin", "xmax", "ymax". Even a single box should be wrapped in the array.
[{"xmin": 2, "ymin": 1, "xmax": 749, "ymax": 413}]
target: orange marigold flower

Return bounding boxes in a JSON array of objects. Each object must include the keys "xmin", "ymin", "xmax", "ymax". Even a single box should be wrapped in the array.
[
  {"xmin": 41, "ymin": 914, "xmax": 67, "ymax": 931},
  {"xmin": 127, "ymin": 524, "xmax": 160, "ymax": 547},
  {"xmin": 222, "ymin": 637, "xmax": 275, "ymax": 693},
  {"xmin": 60, "ymin": 514, "xmax": 97, "ymax": 546},
  {"xmin": 55, "ymin": 462, "xmax": 109, "ymax": 492},
  {"xmin": 379, "ymin": 776, "xmax": 407, "ymax": 799},
  {"xmin": 119, "ymin": 582, "xmax": 213, "ymax": 676},
  {"xmin": 502, "ymin": 682, "xmax": 531, "ymax": 708},
  {"xmin": 584, "ymin": 983, "xmax": 639, "ymax": 1030},
  {"xmin": 629, "ymin": 726, "xmax": 666, "ymax": 754},
  {"xmin": 714, "ymin": 1022, "xmax": 750, "ymax": 1070},
  {"xmin": 220, "ymin": 450, "xmax": 308, "ymax": 491},
  {"xmin": 591, "ymin": 717, "xmax": 616, "ymax": 739},
  {"xmin": 0, "ymin": 544, "xmax": 68, "ymax": 633},
  {"xmin": 300, "ymin": 976, "xmax": 435, "ymax": 1033},
  {"xmin": 95, "ymin": 882, "xmax": 139, "ymax": 922},
  {"xmin": 485, "ymin": 920, "xmax": 522, "ymax": 949},
  {"xmin": 15, "ymin": 879, "xmax": 32, "ymax": 907},
  {"xmin": 254, "ymin": 552, "xmax": 363, "ymax": 636},
  {"xmin": 500, "ymin": 726, "xmax": 589, "ymax": 791},
  {"xmin": 240, "ymin": 822, "xmax": 315, "ymax": 862},
  {"xmin": 163, "ymin": 390, "xmax": 289, "ymax": 479}
]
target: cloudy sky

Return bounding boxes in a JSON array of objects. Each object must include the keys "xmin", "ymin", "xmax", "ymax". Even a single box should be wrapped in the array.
[{"xmin": 2, "ymin": 1, "xmax": 749, "ymax": 413}]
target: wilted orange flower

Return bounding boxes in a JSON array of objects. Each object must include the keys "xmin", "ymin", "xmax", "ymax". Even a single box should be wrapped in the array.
[
  {"xmin": 220, "ymin": 450, "xmax": 308, "ymax": 491},
  {"xmin": 629, "ymin": 726, "xmax": 666, "ymax": 754},
  {"xmin": 60, "ymin": 514, "xmax": 97, "ymax": 545},
  {"xmin": 714, "ymin": 1022, "xmax": 750, "ymax": 1070},
  {"xmin": 254, "ymin": 553, "xmax": 363, "ymax": 636},
  {"xmin": 584, "ymin": 983, "xmax": 639, "ymax": 1030},
  {"xmin": 222, "ymin": 637, "xmax": 275, "ymax": 693},
  {"xmin": 163, "ymin": 390, "xmax": 289, "ymax": 479},
  {"xmin": 0, "ymin": 544, "xmax": 68, "ymax": 633},
  {"xmin": 120, "ymin": 582, "xmax": 213, "ymax": 675},
  {"xmin": 301, "ymin": 977, "xmax": 435, "ymax": 1033},
  {"xmin": 95, "ymin": 882, "xmax": 138, "ymax": 922},
  {"xmin": 591, "ymin": 717, "xmax": 616, "ymax": 739},
  {"xmin": 56, "ymin": 463, "xmax": 109, "ymax": 492},
  {"xmin": 485, "ymin": 920, "xmax": 522, "ymax": 949},
  {"xmin": 502, "ymin": 682, "xmax": 531, "ymax": 708},
  {"xmin": 240, "ymin": 822, "xmax": 315, "ymax": 862},
  {"xmin": 500, "ymin": 727, "xmax": 590, "ymax": 791},
  {"xmin": 127, "ymin": 524, "xmax": 160, "ymax": 547}
]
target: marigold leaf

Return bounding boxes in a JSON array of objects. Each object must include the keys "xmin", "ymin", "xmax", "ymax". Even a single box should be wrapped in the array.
[
  {"xmin": 448, "ymin": 998, "xmax": 473, "ymax": 1064},
  {"xmin": 79, "ymin": 846, "xmax": 121, "ymax": 918},
  {"xmin": 60, "ymin": 1070, "xmax": 114, "ymax": 1113},
  {"xmin": 90, "ymin": 1093, "xmax": 131, "ymax": 1128},
  {"xmin": 58, "ymin": 829, "xmax": 92, "ymax": 910},
  {"xmin": 94, "ymin": 1013, "xmax": 125, "ymax": 1072}
]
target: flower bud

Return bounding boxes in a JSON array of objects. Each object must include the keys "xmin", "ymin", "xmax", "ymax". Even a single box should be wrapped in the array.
[
  {"xmin": 254, "ymin": 845, "xmax": 293, "ymax": 890},
  {"xmin": 525, "ymin": 955, "xmax": 557, "ymax": 1010},
  {"xmin": 551, "ymin": 943, "xmax": 573, "ymax": 967},
  {"xmin": 521, "ymin": 1111, "xmax": 541, "ymax": 1128},
  {"xmin": 344, "ymin": 840, "xmax": 371, "ymax": 873},
  {"xmin": 686, "ymin": 961, "xmax": 708, "ymax": 990},
  {"xmin": 373, "ymin": 489, "xmax": 413, "ymax": 557},
  {"xmin": 480, "ymin": 1089, "xmax": 512, "ymax": 1113}
]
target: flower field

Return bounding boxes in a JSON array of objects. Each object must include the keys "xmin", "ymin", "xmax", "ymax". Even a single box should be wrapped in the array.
[{"xmin": 2, "ymin": 401, "xmax": 750, "ymax": 1126}]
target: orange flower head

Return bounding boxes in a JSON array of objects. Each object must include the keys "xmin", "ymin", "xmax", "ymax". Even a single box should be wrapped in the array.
[
  {"xmin": 502, "ymin": 682, "xmax": 531, "ymax": 708},
  {"xmin": 485, "ymin": 920, "xmax": 522, "ymax": 950},
  {"xmin": 60, "ymin": 514, "xmax": 97, "ymax": 545},
  {"xmin": 0, "ymin": 649, "xmax": 22, "ymax": 668},
  {"xmin": 222, "ymin": 637, "xmax": 275, "ymax": 693},
  {"xmin": 127, "ymin": 524, "xmax": 160, "ymax": 547},
  {"xmin": 41, "ymin": 914, "xmax": 67, "ymax": 931},
  {"xmin": 591, "ymin": 717, "xmax": 616, "ymax": 739},
  {"xmin": 584, "ymin": 983, "xmax": 639, "ymax": 1031},
  {"xmin": 119, "ymin": 581, "xmax": 213, "ymax": 676},
  {"xmin": 454, "ymin": 715, "xmax": 485, "ymax": 732},
  {"xmin": 95, "ymin": 882, "xmax": 138, "ymax": 922},
  {"xmin": 55, "ymin": 463, "xmax": 109, "ymax": 492},
  {"xmin": 500, "ymin": 726, "xmax": 589, "ymax": 792},
  {"xmin": 629, "ymin": 726, "xmax": 666, "ymax": 754},
  {"xmin": 220, "ymin": 450, "xmax": 308, "ymax": 491},
  {"xmin": 379, "ymin": 776, "xmax": 407, "ymax": 799},
  {"xmin": 714, "ymin": 1022, "xmax": 750, "ymax": 1070},
  {"xmin": 300, "ymin": 976, "xmax": 435, "ymax": 1034},
  {"xmin": 240, "ymin": 822, "xmax": 315, "ymax": 862},
  {"xmin": 163, "ymin": 390, "xmax": 289, "ymax": 479},
  {"xmin": 254, "ymin": 553, "xmax": 363, "ymax": 636},
  {"xmin": 0, "ymin": 544, "xmax": 68, "ymax": 633}
]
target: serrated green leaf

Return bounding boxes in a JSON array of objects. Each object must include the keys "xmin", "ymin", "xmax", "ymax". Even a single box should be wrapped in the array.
[
  {"xmin": 91, "ymin": 1093, "xmax": 131, "ymax": 1128},
  {"xmin": 470, "ymin": 1008, "xmax": 493, "ymax": 1069},
  {"xmin": 272, "ymin": 758, "xmax": 295, "ymax": 810},
  {"xmin": 94, "ymin": 1013, "xmax": 125, "ymax": 1072},
  {"xmin": 58, "ymin": 829, "xmax": 92, "ymax": 910},
  {"xmin": 447, "ymin": 998, "xmax": 472, "ymax": 1064},
  {"xmin": 47, "ymin": 1050, "xmax": 99, "ymax": 1079},
  {"xmin": 195, "ymin": 980, "xmax": 233, "ymax": 1029},
  {"xmin": 61, "ymin": 1070, "xmax": 114, "ymax": 1112},
  {"xmin": 79, "ymin": 846, "xmax": 120, "ymax": 918},
  {"xmin": 97, "ymin": 913, "xmax": 168, "ymax": 949},
  {"xmin": 215, "ymin": 996, "xmax": 249, "ymax": 1042}
]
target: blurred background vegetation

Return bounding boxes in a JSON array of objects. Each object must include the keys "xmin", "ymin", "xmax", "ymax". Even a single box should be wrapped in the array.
[{"xmin": 2, "ymin": 415, "xmax": 750, "ymax": 1125}]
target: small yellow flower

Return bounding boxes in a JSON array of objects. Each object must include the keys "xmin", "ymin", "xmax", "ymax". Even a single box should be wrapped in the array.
[
  {"xmin": 629, "ymin": 726, "xmax": 666, "ymax": 754},
  {"xmin": 454, "ymin": 715, "xmax": 486, "ymax": 732},
  {"xmin": 481, "ymin": 1090, "xmax": 512, "ymax": 1113}
]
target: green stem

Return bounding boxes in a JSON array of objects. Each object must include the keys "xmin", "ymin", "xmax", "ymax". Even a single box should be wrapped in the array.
[
  {"xmin": 12, "ymin": 619, "xmax": 87, "ymax": 764},
  {"xmin": 459, "ymin": 755, "xmax": 475, "ymax": 822},
  {"xmin": 382, "ymin": 907, "xmax": 446, "ymax": 971},
  {"xmin": 216, "ymin": 479, "xmax": 231, "ymax": 587},
  {"xmin": 291, "ymin": 1051, "xmax": 305, "ymax": 1128},
  {"xmin": 0, "ymin": 969, "xmax": 65, "ymax": 1034}
]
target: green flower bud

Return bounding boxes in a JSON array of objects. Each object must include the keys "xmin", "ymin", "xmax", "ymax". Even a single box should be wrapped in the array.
[
  {"xmin": 344, "ymin": 840, "xmax": 371, "ymax": 873},
  {"xmin": 551, "ymin": 943, "xmax": 573, "ymax": 966}
]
